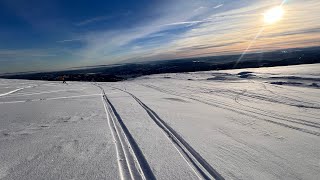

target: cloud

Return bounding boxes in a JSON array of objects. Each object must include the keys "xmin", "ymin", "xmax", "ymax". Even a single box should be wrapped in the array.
[
  {"xmin": 162, "ymin": 20, "xmax": 206, "ymax": 26},
  {"xmin": 0, "ymin": 49, "xmax": 57, "ymax": 58},
  {"xmin": 260, "ymin": 27, "xmax": 320, "ymax": 39},
  {"xmin": 213, "ymin": 4, "xmax": 224, "ymax": 9},
  {"xmin": 194, "ymin": 6, "xmax": 205, "ymax": 12},
  {"xmin": 70, "ymin": 0, "xmax": 320, "ymax": 65},
  {"xmin": 176, "ymin": 41, "xmax": 246, "ymax": 52},
  {"xmin": 56, "ymin": 39, "xmax": 83, "ymax": 43},
  {"xmin": 4, "ymin": 0, "xmax": 316, "ymax": 73},
  {"xmin": 75, "ymin": 15, "xmax": 113, "ymax": 26}
]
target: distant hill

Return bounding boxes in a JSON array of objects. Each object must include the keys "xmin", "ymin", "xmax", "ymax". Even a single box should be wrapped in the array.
[{"xmin": 1, "ymin": 46, "xmax": 320, "ymax": 82}]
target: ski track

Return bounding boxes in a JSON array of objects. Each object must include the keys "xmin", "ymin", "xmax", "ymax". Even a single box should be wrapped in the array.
[
  {"xmin": 0, "ymin": 94, "xmax": 102, "ymax": 104},
  {"xmin": 0, "ymin": 83, "xmax": 42, "ymax": 98},
  {"xmin": 196, "ymin": 82, "xmax": 320, "ymax": 109},
  {"xmin": 114, "ymin": 87, "xmax": 225, "ymax": 180},
  {"xmin": 8, "ymin": 88, "xmax": 87, "ymax": 97},
  {"xmin": 143, "ymin": 84, "xmax": 320, "ymax": 137},
  {"xmin": 233, "ymin": 93, "xmax": 320, "ymax": 128},
  {"xmin": 0, "ymin": 88, "xmax": 24, "ymax": 97},
  {"xmin": 186, "ymin": 83, "xmax": 320, "ymax": 126},
  {"xmin": 95, "ymin": 84, "xmax": 155, "ymax": 180},
  {"xmin": 194, "ymin": 82, "xmax": 320, "ymax": 121},
  {"xmin": 186, "ymin": 84, "xmax": 320, "ymax": 127}
]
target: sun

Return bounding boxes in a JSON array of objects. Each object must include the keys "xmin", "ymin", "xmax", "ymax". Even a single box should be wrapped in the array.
[{"xmin": 264, "ymin": 6, "xmax": 284, "ymax": 24}]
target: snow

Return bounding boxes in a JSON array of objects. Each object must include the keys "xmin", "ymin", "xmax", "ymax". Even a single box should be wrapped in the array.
[
  {"xmin": 0, "ymin": 88, "xmax": 24, "ymax": 97},
  {"xmin": 0, "ymin": 64, "xmax": 319, "ymax": 180}
]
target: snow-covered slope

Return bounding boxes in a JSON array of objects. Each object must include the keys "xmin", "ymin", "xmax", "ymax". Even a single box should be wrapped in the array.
[{"xmin": 0, "ymin": 64, "xmax": 319, "ymax": 180}]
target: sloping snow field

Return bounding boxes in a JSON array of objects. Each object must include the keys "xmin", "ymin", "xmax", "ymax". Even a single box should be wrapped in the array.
[{"xmin": 0, "ymin": 64, "xmax": 319, "ymax": 180}]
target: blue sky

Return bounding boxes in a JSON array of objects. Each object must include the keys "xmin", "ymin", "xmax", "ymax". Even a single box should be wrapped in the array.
[{"xmin": 0, "ymin": 0, "xmax": 319, "ymax": 73}]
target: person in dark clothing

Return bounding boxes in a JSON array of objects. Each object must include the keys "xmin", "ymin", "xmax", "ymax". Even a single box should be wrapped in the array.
[{"xmin": 62, "ymin": 76, "xmax": 66, "ymax": 84}]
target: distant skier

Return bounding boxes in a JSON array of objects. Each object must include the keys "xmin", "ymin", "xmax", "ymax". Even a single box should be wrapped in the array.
[{"xmin": 61, "ymin": 76, "xmax": 66, "ymax": 84}]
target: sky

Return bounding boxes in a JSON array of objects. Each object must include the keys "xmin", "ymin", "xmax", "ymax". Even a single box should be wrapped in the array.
[{"xmin": 0, "ymin": 0, "xmax": 319, "ymax": 73}]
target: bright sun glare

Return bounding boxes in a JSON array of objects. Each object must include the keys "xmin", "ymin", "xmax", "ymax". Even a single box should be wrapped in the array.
[{"xmin": 264, "ymin": 6, "xmax": 284, "ymax": 24}]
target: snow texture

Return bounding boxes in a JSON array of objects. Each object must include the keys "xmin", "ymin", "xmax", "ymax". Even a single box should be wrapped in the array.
[{"xmin": 0, "ymin": 64, "xmax": 319, "ymax": 180}]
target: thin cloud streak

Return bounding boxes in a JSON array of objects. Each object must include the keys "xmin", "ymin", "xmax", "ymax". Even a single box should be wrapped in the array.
[
  {"xmin": 57, "ymin": 39, "xmax": 83, "ymax": 43},
  {"xmin": 0, "ymin": 49, "xmax": 57, "ymax": 58},
  {"xmin": 213, "ymin": 4, "xmax": 224, "ymax": 9},
  {"xmin": 75, "ymin": 15, "xmax": 113, "ymax": 26},
  {"xmin": 162, "ymin": 20, "xmax": 210, "ymax": 26}
]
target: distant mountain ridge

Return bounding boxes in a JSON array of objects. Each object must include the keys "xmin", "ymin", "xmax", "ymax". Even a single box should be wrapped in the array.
[{"xmin": 1, "ymin": 46, "xmax": 320, "ymax": 82}]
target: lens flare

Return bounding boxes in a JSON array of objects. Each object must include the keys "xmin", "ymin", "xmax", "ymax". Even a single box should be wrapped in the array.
[{"xmin": 264, "ymin": 6, "xmax": 284, "ymax": 24}]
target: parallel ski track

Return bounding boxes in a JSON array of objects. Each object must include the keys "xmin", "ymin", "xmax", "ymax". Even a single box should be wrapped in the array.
[
  {"xmin": 114, "ymin": 87, "xmax": 225, "ymax": 180},
  {"xmin": 187, "ymin": 84, "xmax": 320, "ymax": 128},
  {"xmin": 96, "ymin": 84, "xmax": 155, "ymax": 180},
  {"xmin": 183, "ymin": 83, "xmax": 320, "ymax": 128},
  {"xmin": 143, "ymin": 84, "xmax": 320, "ymax": 137},
  {"xmin": 193, "ymin": 81, "xmax": 320, "ymax": 109}
]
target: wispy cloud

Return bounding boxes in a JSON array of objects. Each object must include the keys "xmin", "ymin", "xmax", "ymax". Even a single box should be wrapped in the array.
[
  {"xmin": 75, "ymin": 15, "xmax": 113, "ymax": 26},
  {"xmin": 162, "ymin": 20, "xmax": 209, "ymax": 26},
  {"xmin": 0, "ymin": 49, "xmax": 57, "ymax": 58},
  {"xmin": 213, "ymin": 4, "xmax": 224, "ymax": 9},
  {"xmin": 3, "ymin": 0, "xmax": 320, "ymax": 73},
  {"xmin": 74, "ymin": 0, "xmax": 320, "ymax": 65},
  {"xmin": 194, "ymin": 6, "xmax": 205, "ymax": 12},
  {"xmin": 56, "ymin": 38, "xmax": 83, "ymax": 43}
]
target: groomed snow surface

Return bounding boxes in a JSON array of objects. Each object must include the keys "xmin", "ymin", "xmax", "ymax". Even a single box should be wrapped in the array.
[{"xmin": 0, "ymin": 64, "xmax": 319, "ymax": 180}]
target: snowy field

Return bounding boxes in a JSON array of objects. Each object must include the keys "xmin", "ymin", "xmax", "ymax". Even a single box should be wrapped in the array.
[{"xmin": 0, "ymin": 64, "xmax": 319, "ymax": 180}]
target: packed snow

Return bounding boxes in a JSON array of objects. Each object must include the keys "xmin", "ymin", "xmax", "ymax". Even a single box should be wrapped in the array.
[{"xmin": 0, "ymin": 64, "xmax": 319, "ymax": 180}]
